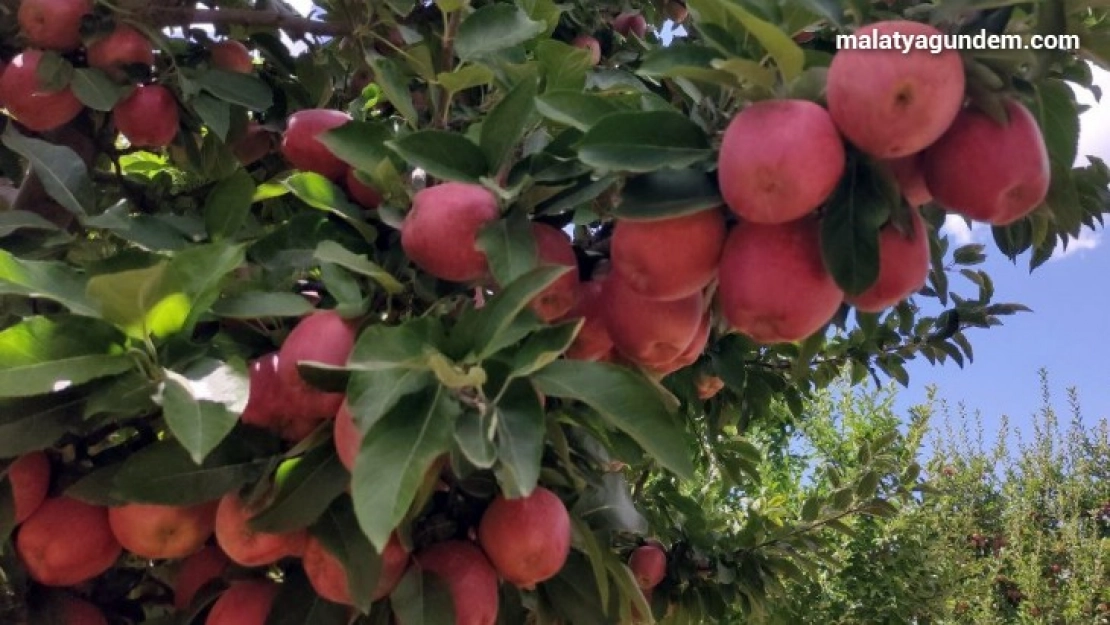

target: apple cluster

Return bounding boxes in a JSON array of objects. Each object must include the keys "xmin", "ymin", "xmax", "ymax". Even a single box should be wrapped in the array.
[
  {"xmin": 281, "ymin": 108, "xmax": 386, "ymax": 209},
  {"xmin": 0, "ymin": 0, "xmax": 253, "ymax": 148}
]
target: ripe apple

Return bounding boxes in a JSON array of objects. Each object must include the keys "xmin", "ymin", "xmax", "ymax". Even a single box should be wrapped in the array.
[
  {"xmin": 345, "ymin": 168, "xmax": 383, "ymax": 209},
  {"xmin": 717, "ymin": 217, "xmax": 844, "ymax": 344},
  {"xmin": 478, "ymin": 487, "xmax": 571, "ymax": 589},
  {"xmin": 114, "ymin": 84, "xmax": 180, "ymax": 148},
  {"xmin": 206, "ymin": 580, "xmax": 279, "ymax": 625},
  {"xmin": 649, "ymin": 311, "xmax": 710, "ymax": 377},
  {"xmin": 281, "ymin": 108, "xmax": 352, "ymax": 180},
  {"xmin": 18, "ymin": 0, "xmax": 92, "ymax": 50},
  {"xmin": 846, "ymin": 207, "xmax": 931, "ymax": 313},
  {"xmin": 410, "ymin": 541, "xmax": 499, "ymax": 625},
  {"xmin": 563, "ymin": 279, "xmax": 614, "ymax": 362},
  {"xmin": 60, "ymin": 596, "xmax": 107, "ymax": 625},
  {"xmin": 302, "ymin": 531, "xmax": 409, "ymax": 605},
  {"xmin": 86, "ymin": 25, "xmax": 155, "ymax": 80},
  {"xmin": 695, "ymin": 373, "xmax": 725, "ymax": 400},
  {"xmin": 610, "ymin": 207, "xmax": 726, "ymax": 301},
  {"xmin": 629, "ymin": 544, "xmax": 667, "ymax": 590},
  {"xmin": 603, "ymin": 276, "xmax": 703, "ymax": 368},
  {"xmin": 16, "ymin": 497, "xmax": 122, "ymax": 586},
  {"xmin": 8, "ymin": 451, "xmax": 50, "ymax": 524},
  {"xmin": 613, "ymin": 12, "xmax": 649, "ymax": 37},
  {"xmin": 718, "ymin": 99, "xmax": 845, "ymax": 224},
  {"xmin": 667, "ymin": 1, "xmax": 689, "ymax": 23},
  {"xmin": 884, "ymin": 154, "xmax": 932, "ymax": 207},
  {"xmin": 827, "ymin": 20, "xmax": 965, "ymax": 158},
  {"xmin": 572, "ymin": 35, "xmax": 601, "ymax": 66},
  {"xmin": 400, "ymin": 182, "xmax": 500, "ymax": 283},
  {"xmin": 0, "ymin": 50, "xmax": 84, "ymax": 132},
  {"xmin": 526, "ymin": 223, "xmax": 580, "ymax": 322},
  {"xmin": 241, "ymin": 352, "xmax": 329, "ymax": 441},
  {"xmin": 173, "ymin": 545, "xmax": 230, "ymax": 610},
  {"xmin": 214, "ymin": 492, "xmax": 307, "ymax": 567},
  {"xmin": 922, "ymin": 98, "xmax": 1050, "ymax": 226},
  {"xmin": 210, "ymin": 40, "xmax": 253, "ymax": 74},
  {"xmin": 275, "ymin": 310, "xmax": 358, "ymax": 420},
  {"xmin": 108, "ymin": 501, "xmax": 218, "ymax": 560},
  {"xmin": 231, "ymin": 122, "xmax": 275, "ymax": 166}
]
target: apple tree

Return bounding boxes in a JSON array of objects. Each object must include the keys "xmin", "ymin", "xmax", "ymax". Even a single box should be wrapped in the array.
[{"xmin": 0, "ymin": 0, "xmax": 1107, "ymax": 622}]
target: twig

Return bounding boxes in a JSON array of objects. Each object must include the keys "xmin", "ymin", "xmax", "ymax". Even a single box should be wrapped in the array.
[
  {"xmin": 146, "ymin": 7, "xmax": 351, "ymax": 37},
  {"xmin": 434, "ymin": 9, "xmax": 464, "ymax": 128}
]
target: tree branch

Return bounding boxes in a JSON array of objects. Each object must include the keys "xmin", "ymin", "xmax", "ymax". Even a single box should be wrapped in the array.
[{"xmin": 145, "ymin": 6, "xmax": 351, "ymax": 37}]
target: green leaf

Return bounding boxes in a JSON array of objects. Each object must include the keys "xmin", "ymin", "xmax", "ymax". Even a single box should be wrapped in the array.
[
  {"xmin": 454, "ymin": 410, "xmax": 498, "ymax": 469},
  {"xmin": 476, "ymin": 210, "xmax": 538, "ymax": 286},
  {"xmin": 2, "ymin": 125, "xmax": 94, "ymax": 217},
  {"xmin": 578, "ymin": 111, "xmax": 712, "ymax": 173},
  {"xmin": 352, "ymin": 386, "xmax": 460, "ymax": 550},
  {"xmin": 386, "ymin": 131, "xmax": 489, "ymax": 183},
  {"xmin": 250, "ymin": 444, "xmax": 348, "ymax": 533},
  {"xmin": 509, "ymin": 320, "xmax": 580, "ymax": 378},
  {"xmin": 314, "ymin": 240, "xmax": 404, "ymax": 294},
  {"xmin": 0, "ymin": 316, "xmax": 132, "ymax": 398},
  {"xmin": 310, "ymin": 496, "xmax": 384, "ymax": 616},
  {"xmin": 716, "ymin": 0, "xmax": 806, "ymax": 82},
  {"xmin": 204, "ymin": 168, "xmax": 256, "ymax": 240},
  {"xmin": 161, "ymin": 361, "xmax": 247, "ymax": 465},
  {"xmin": 266, "ymin": 567, "xmax": 351, "ymax": 625},
  {"xmin": 534, "ymin": 40, "xmax": 592, "ymax": 92},
  {"xmin": 82, "ymin": 201, "xmax": 189, "ymax": 252},
  {"xmin": 480, "ymin": 75, "xmax": 540, "ymax": 172},
  {"xmin": 347, "ymin": 369, "xmax": 435, "ymax": 434},
  {"xmin": 390, "ymin": 568, "xmax": 456, "ymax": 625},
  {"xmin": 534, "ymin": 91, "xmax": 628, "ymax": 132},
  {"xmin": 85, "ymin": 262, "xmax": 185, "ymax": 339},
  {"xmin": 192, "ymin": 93, "xmax": 233, "ymax": 141},
  {"xmin": 193, "ymin": 69, "xmax": 274, "ymax": 110},
  {"xmin": 455, "ymin": 4, "xmax": 547, "ymax": 61},
  {"xmin": 210, "ymin": 292, "xmax": 315, "ymax": 318},
  {"xmin": 820, "ymin": 158, "xmax": 896, "ymax": 296},
  {"xmin": 1032, "ymin": 79, "xmax": 1079, "ymax": 172},
  {"xmin": 493, "ymin": 379, "xmax": 545, "ymax": 497},
  {"xmin": 532, "ymin": 361, "xmax": 695, "ymax": 479},
  {"xmin": 0, "ymin": 250, "xmax": 96, "ymax": 315},
  {"xmin": 469, "ymin": 265, "xmax": 571, "ymax": 360},
  {"xmin": 348, "ymin": 318, "xmax": 443, "ymax": 371},
  {"xmin": 0, "ymin": 210, "xmax": 62, "ymax": 237},
  {"xmin": 283, "ymin": 172, "xmax": 378, "ymax": 242},
  {"xmin": 318, "ymin": 120, "xmax": 394, "ymax": 172},
  {"xmin": 436, "ymin": 65, "xmax": 495, "ymax": 97},
  {"xmin": 615, "ymin": 169, "xmax": 724, "ymax": 220},
  {"xmin": 0, "ymin": 390, "xmax": 85, "ymax": 458},
  {"xmin": 368, "ymin": 55, "xmax": 419, "ymax": 128},
  {"xmin": 69, "ymin": 68, "xmax": 126, "ymax": 111},
  {"xmin": 638, "ymin": 45, "xmax": 737, "ymax": 85}
]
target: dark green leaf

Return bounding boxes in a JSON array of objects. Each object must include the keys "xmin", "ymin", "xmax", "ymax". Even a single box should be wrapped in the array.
[
  {"xmin": 480, "ymin": 75, "xmax": 540, "ymax": 172},
  {"xmin": 113, "ymin": 436, "xmax": 277, "ymax": 505},
  {"xmin": 314, "ymin": 240, "xmax": 403, "ymax": 294},
  {"xmin": 469, "ymin": 266, "xmax": 571, "ymax": 360},
  {"xmin": 2, "ymin": 126, "xmax": 94, "ymax": 217},
  {"xmin": 493, "ymin": 379, "xmax": 545, "ymax": 497},
  {"xmin": 386, "ymin": 131, "xmax": 489, "ymax": 183},
  {"xmin": 70, "ymin": 68, "xmax": 125, "ymax": 111},
  {"xmin": 455, "ymin": 4, "xmax": 547, "ymax": 61},
  {"xmin": 283, "ymin": 172, "xmax": 378, "ymax": 242},
  {"xmin": 265, "ymin": 567, "xmax": 350, "ymax": 625},
  {"xmin": 615, "ymin": 169, "xmax": 724, "ymax": 220},
  {"xmin": 250, "ymin": 444, "xmax": 348, "ymax": 533},
  {"xmin": 390, "ymin": 568, "xmax": 456, "ymax": 625},
  {"xmin": 210, "ymin": 292, "xmax": 315, "ymax": 318},
  {"xmin": 162, "ymin": 369, "xmax": 241, "ymax": 465},
  {"xmin": 535, "ymin": 91, "xmax": 627, "ymax": 132},
  {"xmin": 204, "ymin": 168, "xmax": 256, "ymax": 240},
  {"xmin": 192, "ymin": 93, "xmax": 233, "ymax": 141},
  {"xmin": 454, "ymin": 410, "xmax": 498, "ymax": 469},
  {"xmin": 477, "ymin": 211, "xmax": 538, "ymax": 286},
  {"xmin": 820, "ymin": 158, "xmax": 896, "ymax": 295},
  {"xmin": 310, "ymin": 495, "xmax": 384, "ymax": 615},
  {"xmin": 319, "ymin": 120, "xmax": 394, "ymax": 172},
  {"xmin": 578, "ymin": 111, "xmax": 711, "ymax": 173},
  {"xmin": 194, "ymin": 69, "xmax": 273, "ymax": 110},
  {"xmin": 368, "ymin": 56, "xmax": 419, "ymax": 128}
]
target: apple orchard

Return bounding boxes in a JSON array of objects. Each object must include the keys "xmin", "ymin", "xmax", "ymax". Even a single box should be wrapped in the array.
[{"xmin": 0, "ymin": 0, "xmax": 1107, "ymax": 623}]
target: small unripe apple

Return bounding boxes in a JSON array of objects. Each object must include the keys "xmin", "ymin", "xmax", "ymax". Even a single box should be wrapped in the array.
[
  {"xmin": 18, "ymin": 0, "xmax": 92, "ymax": 51},
  {"xmin": 478, "ymin": 487, "xmax": 571, "ymax": 589},
  {"xmin": 572, "ymin": 35, "xmax": 601, "ymax": 66},
  {"xmin": 0, "ymin": 50, "xmax": 84, "ymax": 132},
  {"xmin": 114, "ymin": 84, "xmax": 180, "ymax": 148},
  {"xmin": 922, "ymin": 98, "xmax": 1050, "ymax": 226},
  {"xmin": 210, "ymin": 40, "xmax": 253, "ymax": 74},
  {"xmin": 613, "ymin": 12, "xmax": 649, "ymax": 37},
  {"xmin": 86, "ymin": 25, "xmax": 155, "ymax": 80},
  {"xmin": 281, "ymin": 109, "xmax": 352, "ymax": 180},
  {"xmin": 827, "ymin": 20, "xmax": 965, "ymax": 158},
  {"xmin": 611, "ymin": 207, "xmax": 726, "ymax": 301},
  {"xmin": 401, "ymin": 182, "xmax": 500, "ymax": 283},
  {"xmin": 718, "ymin": 99, "xmax": 845, "ymax": 224}
]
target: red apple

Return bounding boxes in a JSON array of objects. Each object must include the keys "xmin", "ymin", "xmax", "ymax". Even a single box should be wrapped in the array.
[
  {"xmin": 333, "ymin": 401, "xmax": 359, "ymax": 472},
  {"xmin": 603, "ymin": 276, "xmax": 703, "ymax": 368},
  {"xmin": 629, "ymin": 544, "xmax": 667, "ymax": 590},
  {"xmin": 610, "ymin": 207, "xmax": 726, "ymax": 301},
  {"xmin": 345, "ymin": 168, "xmax": 383, "ymax": 209},
  {"xmin": 114, "ymin": 84, "xmax": 179, "ymax": 148},
  {"xmin": 275, "ymin": 310, "xmax": 358, "ymax": 421},
  {"xmin": 717, "ymin": 217, "xmax": 844, "ymax": 344},
  {"xmin": 401, "ymin": 182, "xmax": 500, "ymax": 283},
  {"xmin": 60, "ymin": 596, "xmax": 107, "ymax": 625},
  {"xmin": 572, "ymin": 35, "xmax": 601, "ymax": 66},
  {"xmin": 86, "ymin": 25, "xmax": 155, "ymax": 80},
  {"xmin": 108, "ymin": 501, "xmax": 218, "ymax": 560},
  {"xmin": 231, "ymin": 122, "xmax": 275, "ymax": 165},
  {"xmin": 210, "ymin": 40, "xmax": 253, "ymax": 74},
  {"xmin": 922, "ymin": 98, "xmax": 1050, "ymax": 226},
  {"xmin": 846, "ymin": 207, "xmax": 931, "ymax": 313},
  {"xmin": 695, "ymin": 374, "xmax": 725, "ymax": 400},
  {"xmin": 410, "ymin": 541, "xmax": 499, "ymax": 625},
  {"xmin": 613, "ymin": 12, "xmax": 648, "ymax": 37},
  {"xmin": 527, "ymin": 223, "xmax": 580, "ymax": 322},
  {"xmin": 206, "ymin": 580, "xmax": 279, "ymax": 625},
  {"xmin": 173, "ymin": 545, "xmax": 231, "ymax": 610},
  {"xmin": 18, "ymin": 0, "xmax": 92, "ymax": 51},
  {"xmin": 884, "ymin": 153, "xmax": 932, "ymax": 207},
  {"xmin": 214, "ymin": 492, "xmax": 307, "ymax": 567},
  {"xmin": 281, "ymin": 109, "xmax": 352, "ymax": 180},
  {"xmin": 563, "ymin": 279, "xmax": 614, "ymax": 362},
  {"xmin": 302, "ymin": 531, "xmax": 409, "ymax": 605},
  {"xmin": 0, "ymin": 50, "xmax": 84, "ymax": 132},
  {"xmin": 827, "ymin": 20, "xmax": 966, "ymax": 158},
  {"xmin": 16, "ymin": 497, "xmax": 122, "ymax": 586},
  {"xmin": 478, "ymin": 487, "xmax": 571, "ymax": 589},
  {"xmin": 649, "ymin": 311, "xmax": 710, "ymax": 377},
  {"xmin": 8, "ymin": 451, "xmax": 50, "ymax": 524},
  {"xmin": 718, "ymin": 99, "xmax": 845, "ymax": 224}
]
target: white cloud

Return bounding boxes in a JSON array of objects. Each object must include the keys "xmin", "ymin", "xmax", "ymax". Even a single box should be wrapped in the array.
[
  {"xmin": 941, "ymin": 214, "xmax": 987, "ymax": 246},
  {"xmin": 1072, "ymin": 64, "xmax": 1110, "ymax": 167},
  {"xmin": 1049, "ymin": 227, "xmax": 1102, "ymax": 261}
]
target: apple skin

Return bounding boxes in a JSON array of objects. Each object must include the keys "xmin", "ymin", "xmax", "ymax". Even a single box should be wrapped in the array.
[
  {"xmin": 410, "ymin": 541, "xmax": 500, "ymax": 625},
  {"xmin": 718, "ymin": 99, "xmax": 845, "ymax": 224},
  {"xmin": 114, "ymin": 84, "xmax": 180, "ymax": 148},
  {"xmin": 60, "ymin": 596, "xmax": 107, "ymax": 625},
  {"xmin": 205, "ymin": 580, "xmax": 279, "ymax": 625},
  {"xmin": 478, "ymin": 487, "xmax": 571, "ymax": 589},
  {"xmin": 649, "ymin": 311, "xmax": 710, "ymax": 377},
  {"xmin": 275, "ymin": 310, "xmax": 358, "ymax": 421},
  {"xmin": 9, "ymin": 451, "xmax": 50, "ymax": 524},
  {"xmin": 16, "ymin": 497, "xmax": 122, "ymax": 586},
  {"xmin": 210, "ymin": 40, "xmax": 253, "ymax": 74},
  {"xmin": 846, "ymin": 207, "xmax": 931, "ymax": 313},
  {"xmin": 666, "ymin": 1, "xmax": 689, "ymax": 23},
  {"xmin": 213, "ymin": 492, "xmax": 307, "ymax": 567},
  {"xmin": 240, "ymin": 351, "xmax": 327, "ymax": 441},
  {"xmin": 613, "ymin": 12, "xmax": 649, "ymax": 37},
  {"xmin": 86, "ymin": 25, "xmax": 155, "ymax": 79},
  {"xmin": 0, "ymin": 50, "xmax": 85, "ymax": 132},
  {"xmin": 629, "ymin": 545, "xmax": 667, "ymax": 590},
  {"xmin": 717, "ymin": 217, "xmax": 844, "ymax": 345},
  {"xmin": 922, "ymin": 98, "xmax": 1050, "ymax": 226},
  {"xmin": 572, "ymin": 35, "xmax": 602, "ymax": 66},
  {"xmin": 231, "ymin": 122, "xmax": 275, "ymax": 166},
  {"xmin": 884, "ymin": 154, "xmax": 932, "ymax": 207},
  {"xmin": 527, "ymin": 223, "xmax": 581, "ymax": 322},
  {"xmin": 827, "ymin": 20, "xmax": 966, "ymax": 158},
  {"xmin": 173, "ymin": 545, "xmax": 231, "ymax": 610},
  {"xmin": 18, "ymin": 0, "xmax": 92, "ymax": 51},
  {"xmin": 281, "ymin": 109, "xmax": 353, "ymax": 180},
  {"xmin": 695, "ymin": 373, "xmax": 725, "ymax": 400},
  {"xmin": 345, "ymin": 168, "xmax": 383, "ymax": 209},
  {"xmin": 563, "ymin": 279, "xmax": 614, "ymax": 362},
  {"xmin": 302, "ymin": 532, "xmax": 410, "ymax": 605},
  {"xmin": 603, "ymin": 276, "xmax": 704, "ymax": 368},
  {"xmin": 611, "ymin": 207, "xmax": 726, "ymax": 301},
  {"xmin": 401, "ymin": 182, "xmax": 500, "ymax": 283},
  {"xmin": 108, "ymin": 501, "xmax": 218, "ymax": 560}
]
